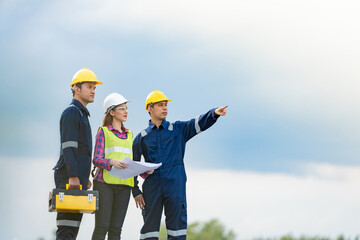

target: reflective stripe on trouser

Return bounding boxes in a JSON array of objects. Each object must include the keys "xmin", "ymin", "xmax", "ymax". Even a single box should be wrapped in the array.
[
  {"xmin": 57, "ymin": 220, "xmax": 81, "ymax": 227},
  {"xmin": 56, "ymin": 212, "xmax": 83, "ymax": 240},
  {"xmin": 140, "ymin": 231, "xmax": 159, "ymax": 239},
  {"xmin": 140, "ymin": 187, "xmax": 163, "ymax": 240},
  {"xmin": 167, "ymin": 229, "xmax": 187, "ymax": 238},
  {"xmin": 164, "ymin": 196, "xmax": 187, "ymax": 240},
  {"xmin": 139, "ymin": 230, "xmax": 191, "ymax": 240},
  {"xmin": 140, "ymin": 182, "xmax": 187, "ymax": 240}
]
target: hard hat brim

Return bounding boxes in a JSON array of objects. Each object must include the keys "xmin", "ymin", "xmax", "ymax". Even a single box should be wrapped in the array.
[
  {"xmin": 145, "ymin": 99, "xmax": 171, "ymax": 110},
  {"xmin": 70, "ymin": 80, "xmax": 103, "ymax": 87}
]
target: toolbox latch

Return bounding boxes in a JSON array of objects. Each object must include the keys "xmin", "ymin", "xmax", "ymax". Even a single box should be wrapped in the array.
[
  {"xmin": 59, "ymin": 192, "xmax": 65, "ymax": 202},
  {"xmin": 88, "ymin": 194, "xmax": 93, "ymax": 203}
]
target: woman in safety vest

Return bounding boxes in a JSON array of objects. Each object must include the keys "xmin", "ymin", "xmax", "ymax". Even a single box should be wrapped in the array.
[{"xmin": 91, "ymin": 93, "xmax": 152, "ymax": 240}]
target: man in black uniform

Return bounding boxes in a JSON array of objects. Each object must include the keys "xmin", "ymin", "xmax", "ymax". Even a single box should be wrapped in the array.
[{"xmin": 53, "ymin": 68, "xmax": 102, "ymax": 239}]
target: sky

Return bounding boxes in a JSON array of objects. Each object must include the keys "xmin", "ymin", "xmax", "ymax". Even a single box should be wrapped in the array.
[{"xmin": 0, "ymin": 0, "xmax": 360, "ymax": 239}]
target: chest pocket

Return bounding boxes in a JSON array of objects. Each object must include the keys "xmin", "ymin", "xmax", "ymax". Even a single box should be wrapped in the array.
[
  {"xmin": 162, "ymin": 135, "xmax": 181, "ymax": 164},
  {"xmin": 163, "ymin": 136, "xmax": 177, "ymax": 145},
  {"xmin": 143, "ymin": 140, "xmax": 158, "ymax": 163}
]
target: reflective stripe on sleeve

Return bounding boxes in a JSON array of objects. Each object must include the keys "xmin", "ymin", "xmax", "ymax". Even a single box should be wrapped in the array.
[
  {"xmin": 105, "ymin": 146, "xmax": 132, "ymax": 155},
  {"xmin": 195, "ymin": 116, "xmax": 202, "ymax": 134},
  {"xmin": 62, "ymin": 141, "xmax": 78, "ymax": 149},
  {"xmin": 167, "ymin": 229, "xmax": 187, "ymax": 237},
  {"xmin": 168, "ymin": 122, "xmax": 173, "ymax": 131},
  {"xmin": 140, "ymin": 231, "xmax": 159, "ymax": 239},
  {"xmin": 56, "ymin": 220, "xmax": 81, "ymax": 227},
  {"xmin": 141, "ymin": 130, "xmax": 147, "ymax": 137}
]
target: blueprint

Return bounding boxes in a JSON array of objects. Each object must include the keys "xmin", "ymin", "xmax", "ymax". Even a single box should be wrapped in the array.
[{"xmin": 107, "ymin": 156, "xmax": 162, "ymax": 179}]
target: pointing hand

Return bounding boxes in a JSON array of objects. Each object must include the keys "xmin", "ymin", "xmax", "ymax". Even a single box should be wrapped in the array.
[{"xmin": 215, "ymin": 105, "xmax": 228, "ymax": 116}]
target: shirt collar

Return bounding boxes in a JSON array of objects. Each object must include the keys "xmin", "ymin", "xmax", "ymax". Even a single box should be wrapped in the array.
[
  {"xmin": 107, "ymin": 125, "xmax": 128, "ymax": 133},
  {"xmin": 71, "ymin": 99, "xmax": 90, "ymax": 116},
  {"xmin": 148, "ymin": 119, "xmax": 168, "ymax": 129}
]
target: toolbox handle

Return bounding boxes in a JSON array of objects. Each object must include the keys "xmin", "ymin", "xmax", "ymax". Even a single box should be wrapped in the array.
[{"xmin": 65, "ymin": 184, "xmax": 83, "ymax": 190}]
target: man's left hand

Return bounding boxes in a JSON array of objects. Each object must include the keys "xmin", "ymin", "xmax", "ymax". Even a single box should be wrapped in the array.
[
  {"xmin": 134, "ymin": 194, "xmax": 146, "ymax": 210},
  {"xmin": 87, "ymin": 180, "xmax": 92, "ymax": 189},
  {"xmin": 215, "ymin": 105, "xmax": 228, "ymax": 116}
]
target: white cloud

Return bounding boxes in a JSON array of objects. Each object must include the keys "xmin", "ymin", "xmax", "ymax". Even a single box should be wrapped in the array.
[
  {"xmin": 6, "ymin": 0, "xmax": 360, "ymax": 123},
  {"xmin": 1, "ymin": 0, "xmax": 359, "ymax": 170},
  {"xmin": 34, "ymin": 0, "xmax": 360, "ymax": 128},
  {"xmin": 186, "ymin": 165, "xmax": 360, "ymax": 239},
  {"xmin": 1, "ymin": 158, "xmax": 359, "ymax": 239}
]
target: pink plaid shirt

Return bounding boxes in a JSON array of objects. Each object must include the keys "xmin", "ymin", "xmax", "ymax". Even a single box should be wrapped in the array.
[{"xmin": 92, "ymin": 126, "xmax": 128, "ymax": 182}]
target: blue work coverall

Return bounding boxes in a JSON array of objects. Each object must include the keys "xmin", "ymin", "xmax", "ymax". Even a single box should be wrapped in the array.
[
  {"xmin": 53, "ymin": 99, "xmax": 93, "ymax": 239},
  {"xmin": 132, "ymin": 108, "xmax": 220, "ymax": 240}
]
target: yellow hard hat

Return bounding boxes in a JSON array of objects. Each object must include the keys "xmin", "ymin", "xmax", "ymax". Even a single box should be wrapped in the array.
[
  {"xmin": 70, "ymin": 68, "xmax": 103, "ymax": 87},
  {"xmin": 145, "ymin": 90, "xmax": 171, "ymax": 110}
]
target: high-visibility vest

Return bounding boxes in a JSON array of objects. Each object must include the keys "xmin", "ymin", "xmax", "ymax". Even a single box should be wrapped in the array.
[{"xmin": 102, "ymin": 126, "xmax": 134, "ymax": 187}]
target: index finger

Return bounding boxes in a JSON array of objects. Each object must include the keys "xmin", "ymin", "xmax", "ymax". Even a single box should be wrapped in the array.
[{"xmin": 140, "ymin": 199, "xmax": 145, "ymax": 209}]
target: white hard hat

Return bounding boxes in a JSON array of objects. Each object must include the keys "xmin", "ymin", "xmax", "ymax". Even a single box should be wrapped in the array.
[{"xmin": 103, "ymin": 93, "xmax": 130, "ymax": 114}]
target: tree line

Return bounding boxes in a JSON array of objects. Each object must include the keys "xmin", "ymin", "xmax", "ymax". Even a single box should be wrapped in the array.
[{"xmin": 39, "ymin": 219, "xmax": 358, "ymax": 240}]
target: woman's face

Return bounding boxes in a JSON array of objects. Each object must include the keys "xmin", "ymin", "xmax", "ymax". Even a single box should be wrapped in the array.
[{"xmin": 110, "ymin": 103, "xmax": 128, "ymax": 122}]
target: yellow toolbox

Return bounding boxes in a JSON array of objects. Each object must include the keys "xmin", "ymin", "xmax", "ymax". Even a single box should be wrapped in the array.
[{"xmin": 49, "ymin": 185, "xmax": 99, "ymax": 214}]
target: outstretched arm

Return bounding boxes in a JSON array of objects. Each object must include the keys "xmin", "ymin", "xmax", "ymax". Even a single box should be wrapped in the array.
[{"xmin": 182, "ymin": 105, "xmax": 228, "ymax": 141}]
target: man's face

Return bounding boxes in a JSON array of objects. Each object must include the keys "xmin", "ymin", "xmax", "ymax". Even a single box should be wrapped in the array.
[
  {"xmin": 77, "ymin": 82, "xmax": 96, "ymax": 104},
  {"xmin": 149, "ymin": 101, "xmax": 168, "ymax": 121}
]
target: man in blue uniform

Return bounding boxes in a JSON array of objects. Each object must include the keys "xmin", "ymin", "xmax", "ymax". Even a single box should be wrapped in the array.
[
  {"xmin": 132, "ymin": 90, "xmax": 228, "ymax": 240},
  {"xmin": 52, "ymin": 68, "xmax": 102, "ymax": 239}
]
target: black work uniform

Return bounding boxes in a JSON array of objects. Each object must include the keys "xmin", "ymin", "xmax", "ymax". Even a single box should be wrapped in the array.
[{"xmin": 53, "ymin": 99, "xmax": 92, "ymax": 240}]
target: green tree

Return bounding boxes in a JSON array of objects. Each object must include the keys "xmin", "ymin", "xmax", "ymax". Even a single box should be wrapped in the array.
[{"xmin": 253, "ymin": 235, "xmax": 359, "ymax": 240}]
